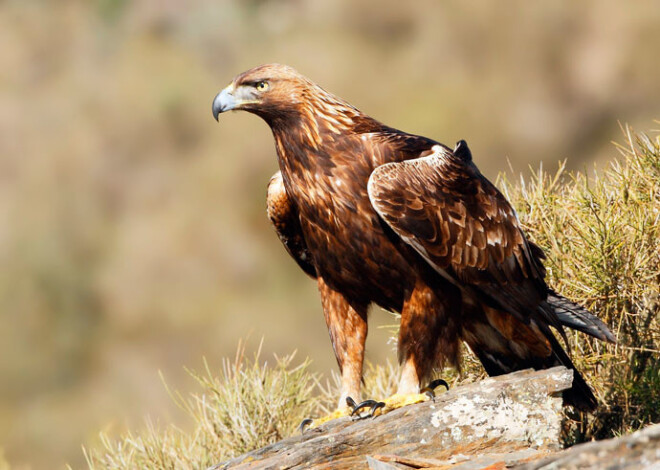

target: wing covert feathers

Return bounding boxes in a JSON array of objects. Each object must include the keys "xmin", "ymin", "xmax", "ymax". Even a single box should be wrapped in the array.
[{"xmin": 368, "ymin": 142, "xmax": 544, "ymax": 288}]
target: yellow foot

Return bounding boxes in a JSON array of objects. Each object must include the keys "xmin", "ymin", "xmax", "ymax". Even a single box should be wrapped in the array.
[
  {"xmin": 381, "ymin": 392, "xmax": 432, "ymax": 412},
  {"xmin": 350, "ymin": 392, "xmax": 428, "ymax": 419},
  {"xmin": 299, "ymin": 380, "xmax": 449, "ymax": 432},
  {"xmin": 309, "ymin": 407, "xmax": 351, "ymax": 426},
  {"xmin": 298, "ymin": 401, "xmax": 354, "ymax": 433},
  {"xmin": 353, "ymin": 379, "xmax": 449, "ymax": 418}
]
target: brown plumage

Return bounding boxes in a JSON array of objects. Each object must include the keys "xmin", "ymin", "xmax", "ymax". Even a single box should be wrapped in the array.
[{"xmin": 213, "ymin": 64, "xmax": 615, "ymax": 411}]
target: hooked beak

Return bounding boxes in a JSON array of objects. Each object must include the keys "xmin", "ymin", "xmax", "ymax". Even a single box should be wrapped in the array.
[{"xmin": 212, "ymin": 85, "xmax": 237, "ymax": 121}]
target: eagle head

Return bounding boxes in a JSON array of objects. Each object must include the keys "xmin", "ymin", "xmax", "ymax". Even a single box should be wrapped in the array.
[{"xmin": 212, "ymin": 64, "xmax": 310, "ymax": 122}]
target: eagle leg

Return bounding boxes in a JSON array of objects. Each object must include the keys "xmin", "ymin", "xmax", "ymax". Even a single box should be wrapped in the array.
[
  {"xmin": 299, "ymin": 396, "xmax": 361, "ymax": 434},
  {"xmin": 336, "ymin": 281, "xmax": 458, "ymax": 420},
  {"xmin": 345, "ymin": 280, "xmax": 458, "ymax": 417},
  {"xmin": 397, "ymin": 280, "xmax": 461, "ymax": 394},
  {"xmin": 297, "ymin": 279, "xmax": 368, "ymax": 430},
  {"xmin": 318, "ymin": 277, "xmax": 368, "ymax": 409},
  {"xmin": 346, "ymin": 385, "xmax": 450, "ymax": 420}
]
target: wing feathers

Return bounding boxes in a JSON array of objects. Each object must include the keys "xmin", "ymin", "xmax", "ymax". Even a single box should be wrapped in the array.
[
  {"xmin": 368, "ymin": 142, "xmax": 559, "ymax": 332},
  {"xmin": 368, "ymin": 144, "xmax": 542, "ymax": 287}
]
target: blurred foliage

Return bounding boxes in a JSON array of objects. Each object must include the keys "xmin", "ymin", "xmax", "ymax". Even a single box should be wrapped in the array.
[
  {"xmin": 96, "ymin": 0, "xmax": 129, "ymax": 23},
  {"xmin": 2, "ymin": 0, "xmax": 660, "ymax": 468}
]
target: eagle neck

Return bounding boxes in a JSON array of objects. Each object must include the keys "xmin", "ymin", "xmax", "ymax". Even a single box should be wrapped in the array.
[
  {"xmin": 271, "ymin": 123, "xmax": 320, "ymax": 185},
  {"xmin": 265, "ymin": 86, "xmax": 382, "ymax": 202},
  {"xmin": 269, "ymin": 96, "xmax": 360, "ymax": 148},
  {"xmin": 268, "ymin": 99, "xmax": 362, "ymax": 181}
]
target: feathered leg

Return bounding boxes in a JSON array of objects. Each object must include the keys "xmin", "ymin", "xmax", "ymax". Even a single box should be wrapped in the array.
[
  {"xmin": 350, "ymin": 279, "xmax": 459, "ymax": 419},
  {"xmin": 397, "ymin": 279, "xmax": 461, "ymax": 394},
  {"xmin": 300, "ymin": 278, "xmax": 368, "ymax": 432},
  {"xmin": 318, "ymin": 277, "xmax": 368, "ymax": 409}
]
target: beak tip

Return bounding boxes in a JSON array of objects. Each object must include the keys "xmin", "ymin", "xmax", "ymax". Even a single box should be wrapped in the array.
[
  {"xmin": 212, "ymin": 93, "xmax": 223, "ymax": 122},
  {"xmin": 212, "ymin": 87, "xmax": 239, "ymax": 121}
]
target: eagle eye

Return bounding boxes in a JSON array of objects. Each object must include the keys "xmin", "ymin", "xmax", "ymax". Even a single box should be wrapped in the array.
[{"xmin": 255, "ymin": 81, "xmax": 269, "ymax": 91}]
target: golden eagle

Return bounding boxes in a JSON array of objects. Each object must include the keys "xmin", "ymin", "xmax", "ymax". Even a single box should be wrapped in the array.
[{"xmin": 212, "ymin": 64, "xmax": 615, "ymax": 415}]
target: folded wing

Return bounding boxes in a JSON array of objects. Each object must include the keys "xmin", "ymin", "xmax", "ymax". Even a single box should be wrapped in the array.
[{"xmin": 367, "ymin": 141, "xmax": 554, "ymax": 329}]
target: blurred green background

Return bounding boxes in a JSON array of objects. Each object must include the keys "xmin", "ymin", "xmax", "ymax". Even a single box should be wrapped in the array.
[{"xmin": 1, "ymin": 1, "xmax": 659, "ymax": 468}]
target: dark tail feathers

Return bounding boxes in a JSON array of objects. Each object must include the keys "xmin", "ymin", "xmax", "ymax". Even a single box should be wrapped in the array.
[
  {"xmin": 548, "ymin": 290, "xmax": 616, "ymax": 343},
  {"xmin": 546, "ymin": 290, "xmax": 615, "ymax": 411}
]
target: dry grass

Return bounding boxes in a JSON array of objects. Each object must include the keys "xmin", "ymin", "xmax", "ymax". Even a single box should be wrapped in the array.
[
  {"xmin": 84, "ymin": 340, "xmax": 322, "ymax": 469},
  {"xmin": 81, "ymin": 127, "xmax": 659, "ymax": 468}
]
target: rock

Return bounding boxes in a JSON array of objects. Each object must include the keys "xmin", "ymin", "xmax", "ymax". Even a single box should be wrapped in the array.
[
  {"xmin": 517, "ymin": 422, "xmax": 660, "ymax": 470},
  {"xmin": 212, "ymin": 367, "xmax": 574, "ymax": 470}
]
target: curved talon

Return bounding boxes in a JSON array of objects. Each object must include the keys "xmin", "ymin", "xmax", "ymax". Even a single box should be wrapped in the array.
[
  {"xmin": 351, "ymin": 399, "xmax": 386, "ymax": 419},
  {"xmin": 298, "ymin": 418, "xmax": 313, "ymax": 434},
  {"xmin": 345, "ymin": 396, "xmax": 358, "ymax": 409},
  {"xmin": 420, "ymin": 378, "xmax": 449, "ymax": 399},
  {"xmin": 428, "ymin": 378, "xmax": 449, "ymax": 391},
  {"xmin": 351, "ymin": 399, "xmax": 379, "ymax": 417},
  {"xmin": 369, "ymin": 400, "xmax": 386, "ymax": 417}
]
